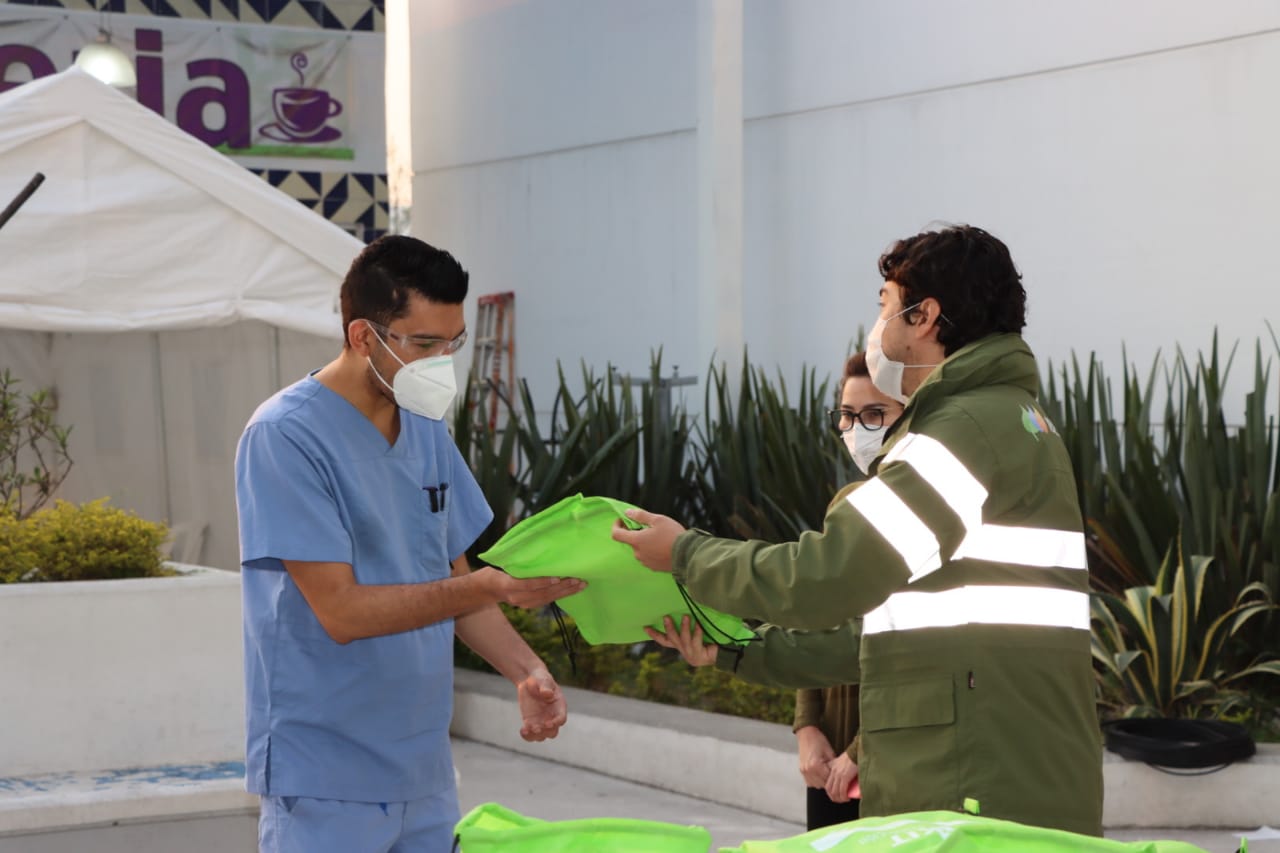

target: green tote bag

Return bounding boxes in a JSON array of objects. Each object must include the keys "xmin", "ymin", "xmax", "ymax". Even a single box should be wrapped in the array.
[
  {"xmin": 719, "ymin": 811, "xmax": 1210, "ymax": 853},
  {"xmin": 453, "ymin": 802, "xmax": 712, "ymax": 853},
  {"xmin": 479, "ymin": 494, "xmax": 755, "ymax": 646}
]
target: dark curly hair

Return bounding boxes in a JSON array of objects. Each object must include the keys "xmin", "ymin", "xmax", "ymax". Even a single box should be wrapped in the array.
[
  {"xmin": 339, "ymin": 235, "xmax": 469, "ymax": 346},
  {"xmin": 877, "ymin": 224, "xmax": 1026, "ymax": 355}
]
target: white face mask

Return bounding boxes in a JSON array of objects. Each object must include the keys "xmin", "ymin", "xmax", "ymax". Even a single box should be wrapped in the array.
[
  {"xmin": 842, "ymin": 423, "xmax": 885, "ymax": 476},
  {"xmin": 866, "ymin": 302, "xmax": 938, "ymax": 403},
  {"xmin": 368, "ymin": 327, "xmax": 457, "ymax": 421}
]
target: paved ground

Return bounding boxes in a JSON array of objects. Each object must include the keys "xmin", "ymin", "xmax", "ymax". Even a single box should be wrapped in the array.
[
  {"xmin": 454, "ymin": 737, "xmax": 800, "ymax": 848},
  {"xmin": 453, "ymin": 738, "xmax": 1274, "ymax": 852}
]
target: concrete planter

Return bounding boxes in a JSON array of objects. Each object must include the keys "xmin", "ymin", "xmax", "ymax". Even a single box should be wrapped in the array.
[{"xmin": 0, "ymin": 565, "xmax": 245, "ymax": 776}]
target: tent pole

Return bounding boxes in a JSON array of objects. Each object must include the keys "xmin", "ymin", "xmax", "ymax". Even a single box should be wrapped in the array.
[
  {"xmin": 0, "ymin": 172, "xmax": 45, "ymax": 232},
  {"xmin": 151, "ymin": 332, "xmax": 174, "ymax": 527}
]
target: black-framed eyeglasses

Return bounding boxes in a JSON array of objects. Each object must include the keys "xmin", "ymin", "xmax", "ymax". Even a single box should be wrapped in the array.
[
  {"xmin": 827, "ymin": 407, "xmax": 888, "ymax": 435},
  {"xmin": 366, "ymin": 320, "xmax": 468, "ymax": 356}
]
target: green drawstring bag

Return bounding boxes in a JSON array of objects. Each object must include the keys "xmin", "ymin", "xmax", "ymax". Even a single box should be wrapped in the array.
[
  {"xmin": 453, "ymin": 802, "xmax": 712, "ymax": 853},
  {"xmin": 479, "ymin": 494, "xmax": 755, "ymax": 646},
  {"xmin": 718, "ymin": 811, "xmax": 1210, "ymax": 853}
]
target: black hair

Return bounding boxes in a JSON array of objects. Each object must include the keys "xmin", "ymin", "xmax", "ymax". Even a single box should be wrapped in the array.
[
  {"xmin": 877, "ymin": 224, "xmax": 1026, "ymax": 354},
  {"xmin": 339, "ymin": 235, "xmax": 469, "ymax": 344}
]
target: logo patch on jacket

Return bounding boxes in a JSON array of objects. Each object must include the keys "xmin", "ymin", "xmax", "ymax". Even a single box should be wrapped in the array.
[{"xmin": 1020, "ymin": 405, "xmax": 1058, "ymax": 439}]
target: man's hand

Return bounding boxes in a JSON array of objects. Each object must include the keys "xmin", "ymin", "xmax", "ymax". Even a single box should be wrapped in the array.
[
  {"xmin": 644, "ymin": 615, "xmax": 717, "ymax": 667},
  {"xmin": 824, "ymin": 752, "xmax": 859, "ymax": 804},
  {"xmin": 482, "ymin": 568, "xmax": 586, "ymax": 609},
  {"xmin": 516, "ymin": 669, "xmax": 567, "ymax": 742},
  {"xmin": 611, "ymin": 508, "xmax": 686, "ymax": 573},
  {"xmin": 795, "ymin": 726, "xmax": 836, "ymax": 788}
]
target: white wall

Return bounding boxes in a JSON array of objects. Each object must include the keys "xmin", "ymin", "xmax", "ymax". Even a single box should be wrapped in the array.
[
  {"xmin": 409, "ymin": 0, "xmax": 1280, "ymax": 421},
  {"xmin": 742, "ymin": 0, "xmax": 1280, "ymax": 411},
  {"xmin": 409, "ymin": 1, "xmax": 702, "ymax": 408}
]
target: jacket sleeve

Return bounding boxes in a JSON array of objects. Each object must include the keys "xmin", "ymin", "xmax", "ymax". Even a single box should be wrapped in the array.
[
  {"xmin": 672, "ymin": 431, "xmax": 974, "ymax": 630},
  {"xmin": 794, "ymin": 688, "xmax": 823, "ymax": 732},
  {"xmin": 716, "ymin": 619, "xmax": 861, "ymax": 689}
]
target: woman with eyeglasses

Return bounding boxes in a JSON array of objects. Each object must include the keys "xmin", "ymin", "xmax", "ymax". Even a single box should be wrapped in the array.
[{"xmin": 795, "ymin": 351, "xmax": 904, "ymax": 830}]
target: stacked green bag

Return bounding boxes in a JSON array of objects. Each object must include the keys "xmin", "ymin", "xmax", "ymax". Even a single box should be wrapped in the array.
[
  {"xmin": 453, "ymin": 802, "xmax": 712, "ymax": 853},
  {"xmin": 720, "ymin": 812, "xmax": 1212, "ymax": 853},
  {"xmin": 456, "ymin": 805, "xmax": 1215, "ymax": 853},
  {"xmin": 479, "ymin": 494, "xmax": 755, "ymax": 646}
]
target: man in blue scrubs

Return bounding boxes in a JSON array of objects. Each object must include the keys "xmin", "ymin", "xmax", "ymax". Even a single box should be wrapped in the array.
[{"xmin": 235, "ymin": 235, "xmax": 585, "ymax": 852}]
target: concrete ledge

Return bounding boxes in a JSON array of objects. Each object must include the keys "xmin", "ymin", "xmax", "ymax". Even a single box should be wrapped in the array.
[
  {"xmin": 0, "ymin": 762, "xmax": 257, "ymax": 837},
  {"xmin": 1102, "ymin": 746, "xmax": 1280, "ymax": 828},
  {"xmin": 453, "ymin": 669, "xmax": 1280, "ymax": 829}
]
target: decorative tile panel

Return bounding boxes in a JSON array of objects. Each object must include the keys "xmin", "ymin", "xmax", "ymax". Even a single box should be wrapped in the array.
[{"xmin": 252, "ymin": 169, "xmax": 389, "ymax": 243}]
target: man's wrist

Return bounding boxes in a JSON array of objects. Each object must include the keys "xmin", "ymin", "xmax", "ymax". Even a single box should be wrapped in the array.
[
  {"xmin": 511, "ymin": 662, "xmax": 551, "ymax": 687},
  {"xmin": 470, "ymin": 566, "xmax": 500, "ymax": 602}
]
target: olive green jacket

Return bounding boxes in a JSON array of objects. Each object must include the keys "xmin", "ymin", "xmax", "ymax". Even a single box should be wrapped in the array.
[{"xmin": 673, "ymin": 334, "xmax": 1103, "ymax": 835}]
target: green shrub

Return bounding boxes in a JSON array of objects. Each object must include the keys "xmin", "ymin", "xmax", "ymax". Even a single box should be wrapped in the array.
[
  {"xmin": 0, "ymin": 370, "xmax": 73, "ymax": 519},
  {"xmin": 1, "ymin": 498, "xmax": 171, "ymax": 583},
  {"xmin": 615, "ymin": 649, "xmax": 796, "ymax": 725},
  {"xmin": 0, "ymin": 507, "xmax": 39, "ymax": 582}
]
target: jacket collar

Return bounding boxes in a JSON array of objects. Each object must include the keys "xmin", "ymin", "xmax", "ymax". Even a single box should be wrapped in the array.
[{"xmin": 877, "ymin": 333, "xmax": 1038, "ymax": 456}]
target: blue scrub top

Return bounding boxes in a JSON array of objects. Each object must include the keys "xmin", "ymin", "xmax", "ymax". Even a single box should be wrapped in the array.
[{"xmin": 234, "ymin": 374, "xmax": 492, "ymax": 803}]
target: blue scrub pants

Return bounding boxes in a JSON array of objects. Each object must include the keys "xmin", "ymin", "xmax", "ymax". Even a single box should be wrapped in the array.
[{"xmin": 258, "ymin": 784, "xmax": 460, "ymax": 853}]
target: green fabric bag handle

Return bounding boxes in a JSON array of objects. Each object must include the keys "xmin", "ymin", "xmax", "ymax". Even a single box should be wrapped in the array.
[
  {"xmin": 718, "ymin": 811, "xmax": 1211, "ymax": 853},
  {"xmin": 479, "ymin": 494, "xmax": 755, "ymax": 646},
  {"xmin": 454, "ymin": 802, "xmax": 712, "ymax": 853}
]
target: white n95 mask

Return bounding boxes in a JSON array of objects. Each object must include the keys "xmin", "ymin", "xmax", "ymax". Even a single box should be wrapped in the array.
[
  {"xmin": 369, "ymin": 330, "xmax": 458, "ymax": 421},
  {"xmin": 842, "ymin": 424, "xmax": 885, "ymax": 476}
]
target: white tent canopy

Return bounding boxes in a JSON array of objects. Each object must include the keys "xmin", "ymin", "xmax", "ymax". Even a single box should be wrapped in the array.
[
  {"xmin": 0, "ymin": 67, "xmax": 357, "ymax": 336},
  {"xmin": 0, "ymin": 68, "xmax": 362, "ymax": 571}
]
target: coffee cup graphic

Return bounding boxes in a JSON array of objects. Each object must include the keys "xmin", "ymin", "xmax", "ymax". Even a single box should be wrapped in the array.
[
  {"xmin": 271, "ymin": 88, "xmax": 342, "ymax": 139},
  {"xmin": 259, "ymin": 53, "xmax": 344, "ymax": 144}
]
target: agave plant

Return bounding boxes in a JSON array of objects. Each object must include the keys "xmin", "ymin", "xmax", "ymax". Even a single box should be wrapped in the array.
[
  {"xmin": 1091, "ymin": 533, "xmax": 1280, "ymax": 719},
  {"xmin": 692, "ymin": 353, "xmax": 856, "ymax": 543},
  {"xmin": 1042, "ymin": 351, "xmax": 1180, "ymax": 594},
  {"xmin": 456, "ymin": 352, "xmax": 701, "ymax": 554},
  {"xmin": 621, "ymin": 352, "xmax": 701, "ymax": 521},
  {"xmin": 452, "ymin": 374, "xmax": 523, "ymax": 560},
  {"xmin": 1162, "ymin": 337, "xmax": 1280, "ymax": 628},
  {"xmin": 1044, "ymin": 330, "xmax": 1280, "ymax": 670}
]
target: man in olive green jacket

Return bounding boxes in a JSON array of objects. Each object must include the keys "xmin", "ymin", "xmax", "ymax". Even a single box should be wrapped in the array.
[{"xmin": 615, "ymin": 225, "xmax": 1103, "ymax": 836}]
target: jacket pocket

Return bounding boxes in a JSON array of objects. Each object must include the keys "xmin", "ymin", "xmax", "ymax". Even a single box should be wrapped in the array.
[{"xmin": 860, "ymin": 675, "xmax": 959, "ymax": 815}]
